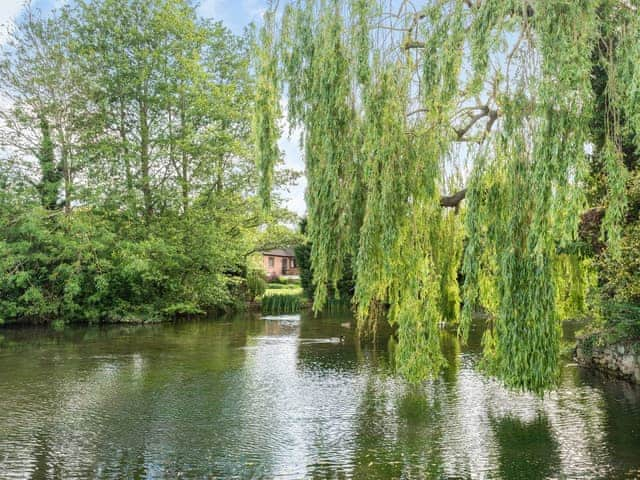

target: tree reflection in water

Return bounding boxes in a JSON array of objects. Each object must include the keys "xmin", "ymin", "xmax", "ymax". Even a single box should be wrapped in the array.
[
  {"xmin": 491, "ymin": 415, "xmax": 561, "ymax": 479},
  {"xmin": 0, "ymin": 312, "xmax": 639, "ymax": 479}
]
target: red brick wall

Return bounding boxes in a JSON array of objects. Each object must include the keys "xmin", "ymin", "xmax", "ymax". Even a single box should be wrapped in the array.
[{"xmin": 262, "ymin": 255, "xmax": 299, "ymax": 279}]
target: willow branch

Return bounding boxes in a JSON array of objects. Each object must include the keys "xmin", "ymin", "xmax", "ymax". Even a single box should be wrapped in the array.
[
  {"xmin": 439, "ymin": 188, "xmax": 607, "ymax": 250},
  {"xmin": 440, "ymin": 188, "xmax": 467, "ymax": 208},
  {"xmin": 403, "ymin": 40, "xmax": 425, "ymax": 50},
  {"xmin": 453, "ymin": 106, "xmax": 498, "ymax": 140}
]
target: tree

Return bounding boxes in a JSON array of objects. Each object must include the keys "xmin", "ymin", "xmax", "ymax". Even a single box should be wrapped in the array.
[
  {"xmin": 295, "ymin": 217, "xmax": 355, "ymax": 304},
  {"xmin": 0, "ymin": 5, "xmax": 84, "ymax": 214},
  {"xmin": 36, "ymin": 115, "xmax": 61, "ymax": 210},
  {"xmin": 295, "ymin": 219, "xmax": 314, "ymax": 300},
  {"xmin": 255, "ymin": 0, "xmax": 639, "ymax": 391},
  {"xmin": 0, "ymin": 0, "xmax": 299, "ymax": 324}
]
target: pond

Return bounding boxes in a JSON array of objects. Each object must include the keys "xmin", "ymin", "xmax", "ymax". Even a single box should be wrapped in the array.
[{"xmin": 1, "ymin": 312, "xmax": 639, "ymax": 479}]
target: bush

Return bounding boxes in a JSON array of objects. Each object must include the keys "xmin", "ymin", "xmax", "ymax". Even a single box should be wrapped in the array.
[
  {"xmin": 602, "ymin": 301, "xmax": 640, "ymax": 342},
  {"xmin": 593, "ymin": 170, "xmax": 640, "ymax": 341},
  {"xmin": 0, "ymin": 207, "xmax": 246, "ymax": 324},
  {"xmin": 294, "ymin": 229, "xmax": 313, "ymax": 299},
  {"xmin": 270, "ymin": 275, "xmax": 300, "ymax": 285},
  {"xmin": 246, "ymin": 270, "xmax": 267, "ymax": 300}
]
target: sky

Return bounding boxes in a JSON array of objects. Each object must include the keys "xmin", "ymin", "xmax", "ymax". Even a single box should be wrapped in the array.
[{"xmin": 0, "ymin": 0, "xmax": 307, "ymax": 215}]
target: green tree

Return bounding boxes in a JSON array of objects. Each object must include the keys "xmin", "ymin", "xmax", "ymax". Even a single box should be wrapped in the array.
[
  {"xmin": 295, "ymin": 219, "xmax": 314, "ymax": 300},
  {"xmin": 0, "ymin": 5, "xmax": 84, "ymax": 214},
  {"xmin": 295, "ymin": 217, "xmax": 354, "ymax": 304},
  {"xmin": 36, "ymin": 116, "xmax": 61, "ymax": 210},
  {"xmin": 256, "ymin": 0, "xmax": 639, "ymax": 391},
  {"xmin": 0, "ymin": 0, "xmax": 299, "ymax": 325}
]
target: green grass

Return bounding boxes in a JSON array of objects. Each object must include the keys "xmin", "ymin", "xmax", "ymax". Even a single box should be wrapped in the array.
[
  {"xmin": 270, "ymin": 276, "xmax": 301, "ymax": 285},
  {"xmin": 265, "ymin": 286, "xmax": 303, "ymax": 297},
  {"xmin": 266, "ymin": 283, "xmax": 299, "ymax": 290}
]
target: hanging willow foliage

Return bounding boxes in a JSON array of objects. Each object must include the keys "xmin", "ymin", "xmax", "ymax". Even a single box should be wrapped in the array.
[
  {"xmin": 253, "ymin": 10, "xmax": 280, "ymax": 211},
  {"xmin": 254, "ymin": 0, "xmax": 639, "ymax": 393}
]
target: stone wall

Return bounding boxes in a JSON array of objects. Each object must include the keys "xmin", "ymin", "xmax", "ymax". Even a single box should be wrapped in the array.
[{"xmin": 575, "ymin": 340, "xmax": 640, "ymax": 384}]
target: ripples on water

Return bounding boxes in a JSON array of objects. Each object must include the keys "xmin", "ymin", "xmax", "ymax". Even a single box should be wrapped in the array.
[{"xmin": 0, "ymin": 313, "xmax": 639, "ymax": 479}]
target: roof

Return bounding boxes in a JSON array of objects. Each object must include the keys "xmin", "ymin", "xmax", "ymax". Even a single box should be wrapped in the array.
[{"xmin": 262, "ymin": 248, "xmax": 296, "ymax": 257}]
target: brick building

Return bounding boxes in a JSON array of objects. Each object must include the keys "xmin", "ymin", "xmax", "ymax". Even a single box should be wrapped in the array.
[{"xmin": 261, "ymin": 248, "xmax": 299, "ymax": 280}]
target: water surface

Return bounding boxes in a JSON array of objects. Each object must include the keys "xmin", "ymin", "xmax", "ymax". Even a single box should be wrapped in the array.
[{"xmin": 1, "ymin": 313, "xmax": 639, "ymax": 479}]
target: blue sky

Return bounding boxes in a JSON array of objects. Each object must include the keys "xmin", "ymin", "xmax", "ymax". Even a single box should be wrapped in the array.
[{"xmin": 0, "ymin": 0, "xmax": 306, "ymax": 215}]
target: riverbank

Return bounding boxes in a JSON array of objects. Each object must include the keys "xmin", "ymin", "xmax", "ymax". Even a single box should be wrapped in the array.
[
  {"xmin": 575, "ymin": 336, "xmax": 640, "ymax": 384},
  {"xmin": 0, "ymin": 305, "xmax": 235, "ymax": 328},
  {"xmin": 0, "ymin": 296, "xmax": 311, "ymax": 328}
]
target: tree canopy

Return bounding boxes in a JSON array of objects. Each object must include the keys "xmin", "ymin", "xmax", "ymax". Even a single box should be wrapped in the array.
[
  {"xmin": 0, "ymin": 0, "xmax": 299, "ymax": 324},
  {"xmin": 255, "ymin": 0, "xmax": 639, "ymax": 392}
]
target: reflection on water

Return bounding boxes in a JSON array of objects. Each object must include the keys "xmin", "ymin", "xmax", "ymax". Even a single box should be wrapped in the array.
[
  {"xmin": 0, "ymin": 312, "xmax": 639, "ymax": 479},
  {"xmin": 491, "ymin": 415, "xmax": 560, "ymax": 479}
]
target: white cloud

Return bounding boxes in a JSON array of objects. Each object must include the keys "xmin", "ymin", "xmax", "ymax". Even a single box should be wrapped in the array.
[
  {"xmin": 197, "ymin": 0, "xmax": 223, "ymax": 19},
  {"xmin": 242, "ymin": 0, "xmax": 266, "ymax": 19},
  {"xmin": 0, "ymin": 0, "xmax": 25, "ymax": 43}
]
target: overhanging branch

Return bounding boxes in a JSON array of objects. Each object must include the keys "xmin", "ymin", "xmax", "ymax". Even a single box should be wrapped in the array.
[
  {"xmin": 439, "ymin": 187, "xmax": 606, "ymax": 250},
  {"xmin": 403, "ymin": 40, "xmax": 425, "ymax": 50},
  {"xmin": 440, "ymin": 188, "xmax": 467, "ymax": 208},
  {"xmin": 453, "ymin": 106, "xmax": 496, "ymax": 140}
]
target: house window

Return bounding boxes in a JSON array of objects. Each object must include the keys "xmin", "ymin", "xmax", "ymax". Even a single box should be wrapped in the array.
[
  {"xmin": 290, "ymin": 258, "xmax": 296, "ymax": 268},
  {"xmin": 268, "ymin": 257, "xmax": 274, "ymax": 267}
]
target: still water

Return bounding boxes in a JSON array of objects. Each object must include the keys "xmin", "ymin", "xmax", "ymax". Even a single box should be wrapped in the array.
[{"xmin": 0, "ymin": 312, "xmax": 639, "ymax": 479}]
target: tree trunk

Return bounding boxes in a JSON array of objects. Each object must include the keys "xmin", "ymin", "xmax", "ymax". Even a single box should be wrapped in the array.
[
  {"xmin": 180, "ymin": 104, "xmax": 189, "ymax": 214},
  {"xmin": 119, "ymin": 98, "xmax": 134, "ymax": 211},
  {"xmin": 139, "ymin": 93, "xmax": 153, "ymax": 220},
  {"xmin": 37, "ymin": 115, "xmax": 62, "ymax": 211}
]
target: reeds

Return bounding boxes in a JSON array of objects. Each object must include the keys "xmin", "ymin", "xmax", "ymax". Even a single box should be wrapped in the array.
[{"xmin": 261, "ymin": 293, "xmax": 301, "ymax": 314}]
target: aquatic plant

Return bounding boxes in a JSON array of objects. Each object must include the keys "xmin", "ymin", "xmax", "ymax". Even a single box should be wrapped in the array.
[{"xmin": 261, "ymin": 293, "xmax": 301, "ymax": 314}]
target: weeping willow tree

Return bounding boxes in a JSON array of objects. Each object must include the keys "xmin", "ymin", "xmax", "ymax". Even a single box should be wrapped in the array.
[{"xmin": 254, "ymin": 0, "xmax": 639, "ymax": 392}]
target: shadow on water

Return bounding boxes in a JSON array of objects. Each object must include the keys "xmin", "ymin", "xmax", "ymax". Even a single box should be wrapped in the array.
[
  {"xmin": 574, "ymin": 366, "xmax": 640, "ymax": 478},
  {"xmin": 491, "ymin": 414, "xmax": 561, "ymax": 480}
]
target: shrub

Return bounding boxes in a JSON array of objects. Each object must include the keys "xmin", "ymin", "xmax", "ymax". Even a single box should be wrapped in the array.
[
  {"xmin": 602, "ymin": 301, "xmax": 640, "ymax": 342},
  {"xmin": 294, "ymin": 236, "xmax": 313, "ymax": 299},
  {"xmin": 271, "ymin": 275, "xmax": 300, "ymax": 285},
  {"xmin": 246, "ymin": 269, "xmax": 267, "ymax": 300},
  {"xmin": 0, "ymin": 207, "xmax": 245, "ymax": 324}
]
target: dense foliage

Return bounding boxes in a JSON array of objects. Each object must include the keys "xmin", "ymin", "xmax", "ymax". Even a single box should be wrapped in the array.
[
  {"xmin": 294, "ymin": 217, "xmax": 354, "ymax": 303},
  {"xmin": 294, "ymin": 240, "xmax": 314, "ymax": 300},
  {"xmin": 0, "ymin": 0, "xmax": 297, "ymax": 325},
  {"xmin": 256, "ymin": 0, "xmax": 640, "ymax": 391},
  {"xmin": 583, "ymin": 11, "xmax": 640, "ymax": 344}
]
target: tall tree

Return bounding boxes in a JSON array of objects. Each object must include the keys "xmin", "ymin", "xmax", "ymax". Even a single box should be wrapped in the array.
[
  {"xmin": 0, "ymin": 0, "xmax": 299, "ymax": 325},
  {"xmin": 256, "ymin": 0, "xmax": 639, "ymax": 391},
  {"xmin": 0, "ymin": 5, "xmax": 83, "ymax": 213}
]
